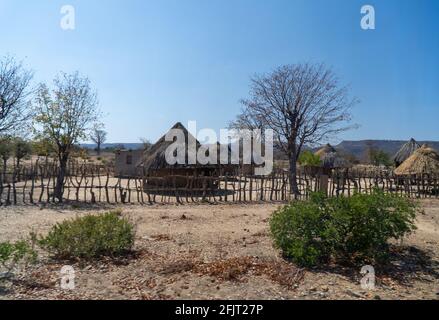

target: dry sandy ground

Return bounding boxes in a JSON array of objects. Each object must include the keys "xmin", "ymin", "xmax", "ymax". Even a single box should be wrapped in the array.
[{"xmin": 0, "ymin": 200, "xmax": 438, "ymax": 300}]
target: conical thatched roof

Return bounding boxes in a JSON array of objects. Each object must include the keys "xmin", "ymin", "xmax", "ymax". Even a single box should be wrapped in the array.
[
  {"xmin": 393, "ymin": 138, "xmax": 421, "ymax": 167},
  {"xmin": 315, "ymin": 144, "xmax": 336, "ymax": 158},
  {"xmin": 138, "ymin": 122, "xmax": 202, "ymax": 173},
  {"xmin": 394, "ymin": 145, "xmax": 439, "ymax": 175}
]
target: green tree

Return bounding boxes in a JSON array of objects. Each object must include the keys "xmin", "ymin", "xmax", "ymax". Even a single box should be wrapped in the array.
[
  {"xmin": 368, "ymin": 148, "xmax": 392, "ymax": 167},
  {"xmin": 12, "ymin": 137, "xmax": 32, "ymax": 167},
  {"xmin": 298, "ymin": 150, "xmax": 322, "ymax": 167},
  {"xmin": 31, "ymin": 138, "xmax": 56, "ymax": 163},
  {"xmin": 0, "ymin": 136, "xmax": 13, "ymax": 180},
  {"xmin": 34, "ymin": 72, "xmax": 100, "ymax": 202}
]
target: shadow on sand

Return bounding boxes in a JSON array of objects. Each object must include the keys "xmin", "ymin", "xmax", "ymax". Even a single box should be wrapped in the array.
[{"xmin": 309, "ymin": 245, "xmax": 439, "ymax": 286}]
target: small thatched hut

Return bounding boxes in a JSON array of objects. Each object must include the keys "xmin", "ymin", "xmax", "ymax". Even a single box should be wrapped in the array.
[
  {"xmin": 315, "ymin": 144, "xmax": 337, "ymax": 159},
  {"xmin": 138, "ymin": 122, "xmax": 222, "ymax": 189},
  {"xmin": 393, "ymin": 138, "xmax": 421, "ymax": 167},
  {"xmin": 315, "ymin": 144, "xmax": 351, "ymax": 170},
  {"xmin": 320, "ymin": 152, "xmax": 351, "ymax": 170},
  {"xmin": 394, "ymin": 145, "xmax": 439, "ymax": 176}
]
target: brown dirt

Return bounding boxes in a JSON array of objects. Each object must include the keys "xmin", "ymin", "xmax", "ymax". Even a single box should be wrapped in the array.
[{"xmin": 1, "ymin": 200, "xmax": 438, "ymax": 300}]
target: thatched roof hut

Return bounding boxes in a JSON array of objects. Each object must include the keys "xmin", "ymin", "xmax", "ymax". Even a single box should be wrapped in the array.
[
  {"xmin": 394, "ymin": 145, "xmax": 439, "ymax": 175},
  {"xmin": 139, "ymin": 123, "xmax": 240, "ymax": 177},
  {"xmin": 138, "ymin": 122, "xmax": 222, "ymax": 189},
  {"xmin": 321, "ymin": 152, "xmax": 351, "ymax": 169},
  {"xmin": 393, "ymin": 138, "xmax": 421, "ymax": 167},
  {"xmin": 315, "ymin": 144, "xmax": 351, "ymax": 169},
  {"xmin": 315, "ymin": 144, "xmax": 337, "ymax": 158},
  {"xmin": 138, "ymin": 122, "xmax": 204, "ymax": 174}
]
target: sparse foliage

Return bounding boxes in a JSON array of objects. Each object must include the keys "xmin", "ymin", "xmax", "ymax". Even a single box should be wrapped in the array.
[
  {"xmin": 90, "ymin": 125, "xmax": 107, "ymax": 155},
  {"xmin": 0, "ymin": 56, "xmax": 33, "ymax": 135},
  {"xmin": 34, "ymin": 72, "xmax": 100, "ymax": 202},
  {"xmin": 230, "ymin": 63, "xmax": 357, "ymax": 194},
  {"xmin": 0, "ymin": 239, "xmax": 37, "ymax": 282},
  {"xmin": 31, "ymin": 138, "xmax": 56, "ymax": 161}
]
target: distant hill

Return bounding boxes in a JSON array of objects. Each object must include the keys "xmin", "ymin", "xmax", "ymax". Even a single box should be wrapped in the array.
[
  {"xmin": 81, "ymin": 140, "xmax": 439, "ymax": 162},
  {"xmin": 334, "ymin": 140, "xmax": 439, "ymax": 160},
  {"xmin": 81, "ymin": 143, "xmax": 144, "ymax": 150}
]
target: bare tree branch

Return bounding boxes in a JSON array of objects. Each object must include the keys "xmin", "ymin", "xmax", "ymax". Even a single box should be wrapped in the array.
[
  {"xmin": 230, "ymin": 63, "xmax": 358, "ymax": 194},
  {"xmin": 90, "ymin": 124, "xmax": 107, "ymax": 155},
  {"xmin": 0, "ymin": 56, "xmax": 33, "ymax": 135}
]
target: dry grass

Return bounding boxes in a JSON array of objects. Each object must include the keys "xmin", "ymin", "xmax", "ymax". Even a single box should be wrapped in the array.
[
  {"xmin": 395, "ymin": 146, "xmax": 439, "ymax": 175},
  {"xmin": 1, "ymin": 201, "xmax": 439, "ymax": 300}
]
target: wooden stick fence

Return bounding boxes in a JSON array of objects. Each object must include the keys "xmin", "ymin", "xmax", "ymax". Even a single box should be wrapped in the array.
[{"xmin": 1, "ymin": 164, "xmax": 438, "ymax": 206}]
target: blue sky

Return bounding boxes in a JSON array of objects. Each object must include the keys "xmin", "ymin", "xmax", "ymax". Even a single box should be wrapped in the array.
[{"xmin": 1, "ymin": 0, "xmax": 438, "ymax": 143}]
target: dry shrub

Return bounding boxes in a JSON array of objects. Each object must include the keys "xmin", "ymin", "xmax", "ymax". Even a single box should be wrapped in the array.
[
  {"xmin": 195, "ymin": 256, "xmax": 304, "ymax": 288},
  {"xmin": 151, "ymin": 234, "xmax": 172, "ymax": 242},
  {"xmin": 155, "ymin": 255, "xmax": 303, "ymax": 288},
  {"xmin": 196, "ymin": 257, "xmax": 255, "ymax": 281},
  {"xmin": 159, "ymin": 260, "xmax": 196, "ymax": 275}
]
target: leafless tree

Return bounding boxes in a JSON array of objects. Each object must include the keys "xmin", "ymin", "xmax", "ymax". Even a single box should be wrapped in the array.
[
  {"xmin": 230, "ymin": 63, "xmax": 358, "ymax": 195},
  {"xmin": 90, "ymin": 125, "xmax": 107, "ymax": 155},
  {"xmin": 34, "ymin": 72, "xmax": 100, "ymax": 202},
  {"xmin": 139, "ymin": 137, "xmax": 152, "ymax": 151},
  {"xmin": 0, "ymin": 56, "xmax": 33, "ymax": 135}
]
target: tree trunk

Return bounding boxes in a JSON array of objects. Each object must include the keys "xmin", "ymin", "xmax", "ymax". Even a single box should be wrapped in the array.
[
  {"xmin": 2, "ymin": 158, "xmax": 7, "ymax": 182},
  {"xmin": 289, "ymin": 155, "xmax": 300, "ymax": 196},
  {"xmin": 54, "ymin": 154, "xmax": 68, "ymax": 202}
]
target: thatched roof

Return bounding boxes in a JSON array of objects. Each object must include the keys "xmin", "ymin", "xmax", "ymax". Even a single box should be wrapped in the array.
[
  {"xmin": 393, "ymin": 138, "xmax": 421, "ymax": 167},
  {"xmin": 315, "ymin": 144, "xmax": 350, "ymax": 169},
  {"xmin": 138, "ymin": 122, "xmax": 202, "ymax": 173},
  {"xmin": 315, "ymin": 144, "xmax": 337, "ymax": 158},
  {"xmin": 138, "ymin": 123, "xmax": 232, "ymax": 173},
  {"xmin": 394, "ymin": 145, "xmax": 439, "ymax": 175},
  {"xmin": 321, "ymin": 152, "xmax": 351, "ymax": 169}
]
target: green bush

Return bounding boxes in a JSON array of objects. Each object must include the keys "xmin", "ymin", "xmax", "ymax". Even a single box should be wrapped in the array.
[
  {"xmin": 39, "ymin": 211, "xmax": 135, "ymax": 260},
  {"xmin": 0, "ymin": 239, "xmax": 37, "ymax": 276},
  {"xmin": 298, "ymin": 150, "xmax": 322, "ymax": 167},
  {"xmin": 270, "ymin": 190, "xmax": 418, "ymax": 267}
]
